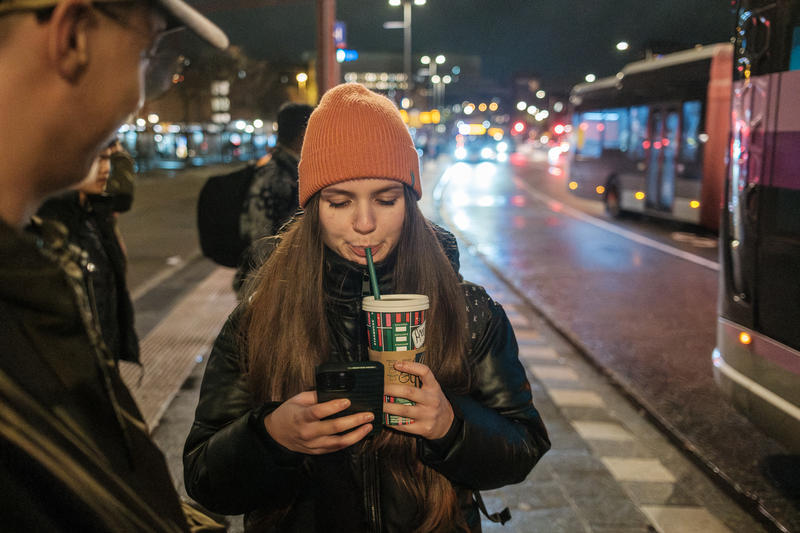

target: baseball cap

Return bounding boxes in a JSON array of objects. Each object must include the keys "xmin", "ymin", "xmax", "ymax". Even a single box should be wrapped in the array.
[{"xmin": 0, "ymin": 0, "xmax": 229, "ymax": 49}]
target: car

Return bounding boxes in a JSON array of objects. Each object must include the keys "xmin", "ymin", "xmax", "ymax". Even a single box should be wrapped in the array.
[{"xmin": 453, "ymin": 135, "xmax": 509, "ymax": 163}]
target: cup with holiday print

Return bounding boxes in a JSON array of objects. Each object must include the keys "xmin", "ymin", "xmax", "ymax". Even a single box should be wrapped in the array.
[{"xmin": 362, "ymin": 294, "xmax": 429, "ymax": 426}]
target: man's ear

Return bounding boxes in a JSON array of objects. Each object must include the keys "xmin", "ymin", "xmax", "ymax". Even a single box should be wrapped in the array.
[{"xmin": 48, "ymin": 0, "xmax": 93, "ymax": 81}]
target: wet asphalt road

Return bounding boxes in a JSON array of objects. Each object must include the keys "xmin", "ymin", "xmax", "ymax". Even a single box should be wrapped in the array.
[{"xmin": 427, "ymin": 151, "xmax": 798, "ymax": 532}]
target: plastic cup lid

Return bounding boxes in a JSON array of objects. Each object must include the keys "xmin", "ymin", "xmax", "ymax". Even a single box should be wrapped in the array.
[{"xmin": 362, "ymin": 294, "xmax": 429, "ymax": 312}]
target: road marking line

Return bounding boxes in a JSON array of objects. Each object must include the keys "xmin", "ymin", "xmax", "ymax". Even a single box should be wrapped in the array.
[
  {"xmin": 602, "ymin": 458, "xmax": 677, "ymax": 483},
  {"xmin": 530, "ymin": 364, "xmax": 580, "ymax": 382},
  {"xmin": 641, "ymin": 506, "xmax": 733, "ymax": 533},
  {"xmin": 515, "ymin": 328, "xmax": 543, "ymax": 342},
  {"xmin": 571, "ymin": 421, "xmax": 636, "ymax": 441},
  {"xmin": 512, "ymin": 176, "xmax": 720, "ymax": 272},
  {"xmin": 519, "ymin": 345, "xmax": 560, "ymax": 361},
  {"xmin": 548, "ymin": 388, "xmax": 605, "ymax": 408},
  {"xmin": 509, "ymin": 315, "xmax": 530, "ymax": 328}
]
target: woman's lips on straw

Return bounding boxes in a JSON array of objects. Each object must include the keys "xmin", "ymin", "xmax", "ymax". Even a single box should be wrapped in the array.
[{"xmin": 351, "ymin": 244, "xmax": 380, "ymax": 257}]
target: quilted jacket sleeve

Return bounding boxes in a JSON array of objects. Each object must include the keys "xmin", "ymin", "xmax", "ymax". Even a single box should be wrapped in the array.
[
  {"xmin": 419, "ymin": 283, "xmax": 550, "ymax": 490},
  {"xmin": 182, "ymin": 309, "xmax": 306, "ymax": 515}
]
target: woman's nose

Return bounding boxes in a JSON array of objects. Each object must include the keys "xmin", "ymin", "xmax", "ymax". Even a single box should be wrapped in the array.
[{"xmin": 353, "ymin": 205, "xmax": 376, "ymax": 234}]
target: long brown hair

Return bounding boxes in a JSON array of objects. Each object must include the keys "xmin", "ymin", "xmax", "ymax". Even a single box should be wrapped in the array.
[{"xmin": 243, "ymin": 185, "xmax": 470, "ymax": 532}]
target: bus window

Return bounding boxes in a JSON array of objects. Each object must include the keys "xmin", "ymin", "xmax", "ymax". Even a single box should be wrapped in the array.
[
  {"xmin": 680, "ymin": 101, "xmax": 702, "ymax": 164},
  {"xmin": 628, "ymin": 106, "xmax": 649, "ymax": 161},
  {"xmin": 576, "ymin": 112, "xmax": 603, "ymax": 158},
  {"xmin": 661, "ymin": 110, "xmax": 680, "ymax": 208},
  {"xmin": 602, "ymin": 108, "xmax": 629, "ymax": 151}
]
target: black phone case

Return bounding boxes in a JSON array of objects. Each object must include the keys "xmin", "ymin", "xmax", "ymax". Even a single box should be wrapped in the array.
[{"xmin": 315, "ymin": 361, "xmax": 384, "ymax": 438}]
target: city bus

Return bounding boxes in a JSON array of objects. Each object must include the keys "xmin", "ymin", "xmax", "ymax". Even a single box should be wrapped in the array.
[
  {"xmin": 713, "ymin": 0, "xmax": 800, "ymax": 452},
  {"xmin": 567, "ymin": 43, "xmax": 733, "ymax": 230}
]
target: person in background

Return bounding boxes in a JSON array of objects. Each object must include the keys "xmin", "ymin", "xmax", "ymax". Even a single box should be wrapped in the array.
[
  {"xmin": 184, "ymin": 83, "xmax": 550, "ymax": 532},
  {"xmin": 35, "ymin": 141, "xmax": 139, "ymax": 364},
  {"xmin": 235, "ymin": 102, "xmax": 314, "ymax": 292},
  {"xmin": 0, "ymin": 0, "xmax": 227, "ymax": 530},
  {"xmin": 240, "ymin": 102, "xmax": 315, "ymax": 244}
]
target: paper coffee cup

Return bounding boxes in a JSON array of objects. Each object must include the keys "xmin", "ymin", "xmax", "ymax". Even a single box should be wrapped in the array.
[{"xmin": 363, "ymin": 295, "xmax": 429, "ymax": 426}]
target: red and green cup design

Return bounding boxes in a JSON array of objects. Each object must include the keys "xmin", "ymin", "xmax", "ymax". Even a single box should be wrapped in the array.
[
  {"xmin": 366, "ymin": 309, "xmax": 426, "ymax": 351},
  {"xmin": 362, "ymin": 295, "xmax": 429, "ymax": 426}
]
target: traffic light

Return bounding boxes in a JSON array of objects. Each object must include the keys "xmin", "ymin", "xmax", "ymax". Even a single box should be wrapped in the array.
[{"xmin": 512, "ymin": 120, "xmax": 526, "ymax": 135}]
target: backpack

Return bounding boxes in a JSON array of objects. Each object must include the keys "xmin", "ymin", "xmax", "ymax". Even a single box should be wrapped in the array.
[{"xmin": 197, "ymin": 162, "xmax": 257, "ymax": 268}]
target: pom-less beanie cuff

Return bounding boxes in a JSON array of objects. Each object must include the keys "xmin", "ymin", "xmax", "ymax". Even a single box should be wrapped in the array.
[{"xmin": 298, "ymin": 83, "xmax": 422, "ymax": 207}]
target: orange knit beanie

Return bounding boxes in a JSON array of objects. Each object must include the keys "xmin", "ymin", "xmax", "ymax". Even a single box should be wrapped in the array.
[{"xmin": 298, "ymin": 83, "xmax": 421, "ymax": 207}]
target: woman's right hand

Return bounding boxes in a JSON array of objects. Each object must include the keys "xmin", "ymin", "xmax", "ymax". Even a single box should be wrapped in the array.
[{"xmin": 263, "ymin": 391, "xmax": 374, "ymax": 454}]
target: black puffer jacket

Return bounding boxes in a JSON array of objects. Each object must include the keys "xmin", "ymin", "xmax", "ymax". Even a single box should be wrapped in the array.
[{"xmin": 183, "ymin": 227, "xmax": 550, "ymax": 532}]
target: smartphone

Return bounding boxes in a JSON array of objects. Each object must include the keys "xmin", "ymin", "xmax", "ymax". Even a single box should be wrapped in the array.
[{"xmin": 315, "ymin": 361, "xmax": 384, "ymax": 438}]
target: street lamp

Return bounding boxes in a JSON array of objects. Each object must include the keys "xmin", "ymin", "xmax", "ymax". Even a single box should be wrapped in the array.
[
  {"xmin": 421, "ymin": 54, "xmax": 446, "ymax": 109},
  {"xmin": 388, "ymin": 0, "xmax": 426, "ymax": 92},
  {"xmin": 616, "ymin": 41, "xmax": 629, "ymax": 51}
]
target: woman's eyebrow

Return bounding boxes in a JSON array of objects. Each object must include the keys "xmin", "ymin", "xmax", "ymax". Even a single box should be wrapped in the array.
[{"xmin": 372, "ymin": 185, "xmax": 405, "ymax": 195}]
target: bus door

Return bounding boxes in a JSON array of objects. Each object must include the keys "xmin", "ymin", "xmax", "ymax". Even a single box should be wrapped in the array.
[
  {"xmin": 725, "ymin": 75, "xmax": 770, "ymax": 323},
  {"xmin": 645, "ymin": 106, "xmax": 681, "ymax": 212}
]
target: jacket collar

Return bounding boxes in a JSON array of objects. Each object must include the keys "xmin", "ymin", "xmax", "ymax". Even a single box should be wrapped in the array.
[
  {"xmin": 320, "ymin": 222, "xmax": 461, "ymax": 300},
  {"xmin": 0, "ymin": 217, "xmax": 79, "ymax": 319},
  {"xmin": 323, "ymin": 245, "xmax": 396, "ymax": 301}
]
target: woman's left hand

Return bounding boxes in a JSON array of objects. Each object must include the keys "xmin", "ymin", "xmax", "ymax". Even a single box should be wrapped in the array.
[{"xmin": 382, "ymin": 361, "xmax": 454, "ymax": 440}]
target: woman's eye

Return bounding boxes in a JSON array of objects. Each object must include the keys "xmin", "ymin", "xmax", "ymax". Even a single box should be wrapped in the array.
[
  {"xmin": 377, "ymin": 198, "xmax": 398, "ymax": 206},
  {"xmin": 328, "ymin": 200, "xmax": 350, "ymax": 208}
]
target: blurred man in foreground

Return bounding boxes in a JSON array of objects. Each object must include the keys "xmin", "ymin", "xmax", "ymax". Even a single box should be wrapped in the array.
[{"xmin": 0, "ymin": 0, "xmax": 227, "ymax": 530}]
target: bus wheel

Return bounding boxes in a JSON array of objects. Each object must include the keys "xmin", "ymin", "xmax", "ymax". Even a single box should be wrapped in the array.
[{"xmin": 605, "ymin": 182, "xmax": 622, "ymax": 218}]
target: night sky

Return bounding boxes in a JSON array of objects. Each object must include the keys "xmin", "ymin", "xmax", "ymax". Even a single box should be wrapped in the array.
[{"xmin": 192, "ymin": 0, "xmax": 736, "ymax": 92}]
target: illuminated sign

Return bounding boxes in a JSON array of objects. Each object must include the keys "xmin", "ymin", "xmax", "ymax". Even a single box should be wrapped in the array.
[
  {"xmin": 334, "ymin": 21, "xmax": 346, "ymax": 48},
  {"xmin": 336, "ymin": 49, "xmax": 359, "ymax": 63}
]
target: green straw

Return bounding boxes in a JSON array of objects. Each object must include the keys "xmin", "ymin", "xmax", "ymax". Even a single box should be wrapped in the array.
[{"xmin": 365, "ymin": 247, "xmax": 381, "ymax": 300}]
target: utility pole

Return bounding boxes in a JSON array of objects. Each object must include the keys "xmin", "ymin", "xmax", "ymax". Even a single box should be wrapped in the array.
[
  {"xmin": 316, "ymin": 0, "xmax": 340, "ymax": 100},
  {"xmin": 404, "ymin": 0, "xmax": 412, "ymax": 92}
]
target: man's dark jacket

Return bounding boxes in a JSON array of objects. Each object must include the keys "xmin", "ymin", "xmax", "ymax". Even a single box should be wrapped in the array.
[
  {"xmin": 0, "ymin": 218, "xmax": 187, "ymax": 531},
  {"xmin": 184, "ymin": 226, "xmax": 550, "ymax": 532}
]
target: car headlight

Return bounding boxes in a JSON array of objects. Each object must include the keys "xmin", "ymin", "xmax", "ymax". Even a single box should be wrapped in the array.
[
  {"xmin": 496, "ymin": 141, "xmax": 508, "ymax": 153},
  {"xmin": 455, "ymin": 147, "xmax": 467, "ymax": 160},
  {"xmin": 480, "ymin": 147, "xmax": 496, "ymax": 159}
]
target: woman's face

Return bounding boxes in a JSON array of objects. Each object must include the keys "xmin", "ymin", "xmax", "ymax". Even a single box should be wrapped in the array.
[{"xmin": 319, "ymin": 178, "xmax": 406, "ymax": 265}]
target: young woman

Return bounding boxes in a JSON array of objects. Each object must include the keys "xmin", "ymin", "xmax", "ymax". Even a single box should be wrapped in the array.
[{"xmin": 184, "ymin": 83, "xmax": 550, "ymax": 533}]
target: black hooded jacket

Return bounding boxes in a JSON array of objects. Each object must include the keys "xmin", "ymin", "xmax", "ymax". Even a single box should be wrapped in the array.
[{"xmin": 183, "ymin": 225, "xmax": 550, "ymax": 532}]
